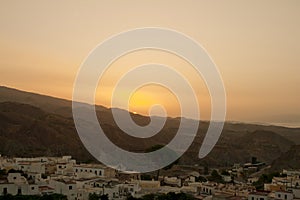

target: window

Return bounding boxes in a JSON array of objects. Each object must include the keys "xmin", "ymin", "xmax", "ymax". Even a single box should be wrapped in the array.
[
  {"xmin": 18, "ymin": 188, "xmax": 22, "ymax": 195},
  {"xmin": 260, "ymin": 198, "xmax": 264, "ymax": 200},
  {"xmin": 3, "ymin": 188, "xmax": 7, "ymax": 195},
  {"xmin": 278, "ymin": 194, "xmax": 281, "ymax": 198},
  {"xmin": 13, "ymin": 177, "xmax": 16, "ymax": 180},
  {"xmin": 252, "ymin": 197, "xmax": 254, "ymax": 200},
  {"xmin": 69, "ymin": 185, "xmax": 73, "ymax": 190},
  {"xmin": 95, "ymin": 171, "xmax": 97, "ymax": 175},
  {"xmin": 76, "ymin": 169, "xmax": 78, "ymax": 172},
  {"xmin": 31, "ymin": 187, "xmax": 35, "ymax": 190},
  {"xmin": 99, "ymin": 171, "xmax": 102, "ymax": 176},
  {"xmin": 285, "ymin": 195, "xmax": 287, "ymax": 199}
]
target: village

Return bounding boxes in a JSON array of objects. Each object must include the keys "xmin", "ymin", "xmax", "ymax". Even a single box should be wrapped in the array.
[{"xmin": 0, "ymin": 155, "xmax": 300, "ymax": 200}]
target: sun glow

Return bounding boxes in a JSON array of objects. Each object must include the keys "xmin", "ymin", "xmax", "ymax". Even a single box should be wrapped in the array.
[{"xmin": 128, "ymin": 85, "xmax": 180, "ymax": 117}]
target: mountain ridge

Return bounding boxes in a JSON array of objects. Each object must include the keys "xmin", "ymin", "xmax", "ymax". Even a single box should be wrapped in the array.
[{"xmin": 0, "ymin": 86, "xmax": 300, "ymax": 169}]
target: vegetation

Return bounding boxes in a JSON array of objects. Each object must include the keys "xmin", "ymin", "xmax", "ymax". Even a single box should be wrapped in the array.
[
  {"xmin": 0, "ymin": 169, "xmax": 6, "ymax": 178},
  {"xmin": 127, "ymin": 192, "xmax": 196, "ymax": 200},
  {"xmin": 195, "ymin": 176, "xmax": 207, "ymax": 182},
  {"xmin": 207, "ymin": 170, "xmax": 224, "ymax": 183},
  {"xmin": 0, "ymin": 194, "xmax": 67, "ymax": 200},
  {"xmin": 88, "ymin": 193, "xmax": 109, "ymax": 200},
  {"xmin": 141, "ymin": 174, "xmax": 153, "ymax": 180},
  {"xmin": 252, "ymin": 172, "xmax": 286, "ymax": 189},
  {"xmin": 221, "ymin": 170, "xmax": 230, "ymax": 176}
]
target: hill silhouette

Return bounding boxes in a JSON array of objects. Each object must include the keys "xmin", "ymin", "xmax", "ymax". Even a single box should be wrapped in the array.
[{"xmin": 0, "ymin": 86, "xmax": 300, "ymax": 168}]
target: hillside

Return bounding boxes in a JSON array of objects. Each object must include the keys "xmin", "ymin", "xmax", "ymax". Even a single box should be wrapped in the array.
[
  {"xmin": 0, "ymin": 102, "xmax": 94, "ymax": 161},
  {"xmin": 271, "ymin": 145, "xmax": 300, "ymax": 170},
  {"xmin": 0, "ymin": 86, "xmax": 300, "ymax": 168}
]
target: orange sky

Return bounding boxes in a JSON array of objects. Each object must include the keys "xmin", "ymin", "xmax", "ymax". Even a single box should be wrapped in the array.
[{"xmin": 0, "ymin": 1, "xmax": 299, "ymax": 125}]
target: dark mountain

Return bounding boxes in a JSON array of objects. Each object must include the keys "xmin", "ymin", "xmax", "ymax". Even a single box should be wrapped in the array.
[
  {"xmin": 0, "ymin": 86, "xmax": 299, "ymax": 168},
  {"xmin": 0, "ymin": 101, "xmax": 93, "ymax": 161},
  {"xmin": 180, "ymin": 129, "xmax": 294, "ymax": 167},
  {"xmin": 271, "ymin": 145, "xmax": 300, "ymax": 170}
]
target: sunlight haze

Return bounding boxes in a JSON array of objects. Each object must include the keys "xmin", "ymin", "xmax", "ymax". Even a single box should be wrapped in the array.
[{"xmin": 0, "ymin": 0, "xmax": 299, "ymax": 125}]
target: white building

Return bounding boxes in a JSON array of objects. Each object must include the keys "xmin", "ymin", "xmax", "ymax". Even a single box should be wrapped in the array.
[
  {"xmin": 201, "ymin": 183, "xmax": 216, "ymax": 195},
  {"xmin": 49, "ymin": 179, "xmax": 77, "ymax": 200},
  {"xmin": 248, "ymin": 191, "xmax": 270, "ymax": 200},
  {"xmin": 0, "ymin": 173, "xmax": 40, "ymax": 196},
  {"xmin": 291, "ymin": 188, "xmax": 300, "ymax": 199},
  {"xmin": 17, "ymin": 161, "xmax": 46, "ymax": 174},
  {"xmin": 73, "ymin": 164, "xmax": 105, "ymax": 178},
  {"xmin": 274, "ymin": 191, "xmax": 293, "ymax": 200}
]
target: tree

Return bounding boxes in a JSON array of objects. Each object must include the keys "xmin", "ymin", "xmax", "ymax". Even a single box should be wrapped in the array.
[
  {"xmin": 196, "ymin": 176, "xmax": 207, "ymax": 182},
  {"xmin": 100, "ymin": 194, "xmax": 109, "ymax": 200},
  {"xmin": 252, "ymin": 172, "xmax": 281, "ymax": 190},
  {"xmin": 0, "ymin": 194, "xmax": 67, "ymax": 200},
  {"xmin": 89, "ymin": 193, "xmax": 108, "ymax": 200},
  {"xmin": 221, "ymin": 170, "xmax": 230, "ymax": 176},
  {"xmin": 208, "ymin": 170, "xmax": 224, "ymax": 183}
]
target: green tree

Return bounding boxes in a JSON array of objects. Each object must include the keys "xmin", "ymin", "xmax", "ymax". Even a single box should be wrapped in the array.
[
  {"xmin": 208, "ymin": 170, "xmax": 224, "ymax": 183},
  {"xmin": 89, "ymin": 193, "xmax": 109, "ymax": 200},
  {"xmin": 252, "ymin": 172, "xmax": 281, "ymax": 190}
]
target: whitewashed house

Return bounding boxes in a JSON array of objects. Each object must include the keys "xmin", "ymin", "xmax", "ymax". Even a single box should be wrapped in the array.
[
  {"xmin": 274, "ymin": 191, "xmax": 293, "ymax": 200},
  {"xmin": 0, "ymin": 173, "xmax": 40, "ymax": 196},
  {"xmin": 49, "ymin": 179, "xmax": 77, "ymax": 200},
  {"xmin": 74, "ymin": 164, "xmax": 108, "ymax": 179},
  {"xmin": 248, "ymin": 191, "xmax": 270, "ymax": 200}
]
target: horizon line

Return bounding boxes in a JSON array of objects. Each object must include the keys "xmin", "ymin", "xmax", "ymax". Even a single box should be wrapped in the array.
[{"xmin": 1, "ymin": 84, "xmax": 300, "ymax": 129}]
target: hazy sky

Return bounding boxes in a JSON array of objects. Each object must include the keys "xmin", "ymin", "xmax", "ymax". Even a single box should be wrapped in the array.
[{"xmin": 0, "ymin": 1, "xmax": 299, "ymax": 125}]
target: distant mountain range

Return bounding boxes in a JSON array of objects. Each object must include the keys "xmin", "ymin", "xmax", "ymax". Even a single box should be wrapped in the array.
[{"xmin": 0, "ymin": 86, "xmax": 300, "ymax": 169}]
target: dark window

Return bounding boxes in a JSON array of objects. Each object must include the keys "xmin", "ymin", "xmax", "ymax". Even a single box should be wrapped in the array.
[
  {"xmin": 260, "ymin": 198, "xmax": 264, "ymax": 200},
  {"xmin": 278, "ymin": 194, "xmax": 281, "ymax": 198},
  {"xmin": 99, "ymin": 171, "xmax": 102, "ymax": 176},
  {"xmin": 76, "ymin": 169, "xmax": 78, "ymax": 172},
  {"xmin": 59, "ymin": 166, "xmax": 62, "ymax": 169},
  {"xmin": 95, "ymin": 171, "xmax": 97, "ymax": 175},
  {"xmin": 69, "ymin": 185, "xmax": 73, "ymax": 190},
  {"xmin": 13, "ymin": 177, "xmax": 16, "ymax": 180},
  {"xmin": 3, "ymin": 188, "xmax": 7, "ymax": 195},
  {"xmin": 252, "ymin": 197, "xmax": 254, "ymax": 200},
  {"xmin": 90, "ymin": 170, "xmax": 92, "ymax": 172},
  {"xmin": 31, "ymin": 187, "xmax": 35, "ymax": 190},
  {"xmin": 18, "ymin": 188, "xmax": 22, "ymax": 195},
  {"xmin": 285, "ymin": 195, "xmax": 287, "ymax": 199}
]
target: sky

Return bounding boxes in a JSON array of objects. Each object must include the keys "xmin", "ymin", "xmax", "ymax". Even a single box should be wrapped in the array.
[{"xmin": 0, "ymin": 0, "xmax": 299, "ymax": 126}]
